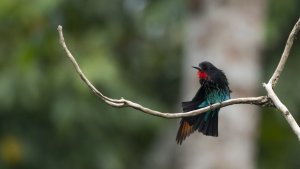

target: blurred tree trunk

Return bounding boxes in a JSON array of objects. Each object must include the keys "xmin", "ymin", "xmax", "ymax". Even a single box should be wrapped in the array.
[{"xmin": 144, "ymin": 0, "xmax": 265, "ymax": 169}]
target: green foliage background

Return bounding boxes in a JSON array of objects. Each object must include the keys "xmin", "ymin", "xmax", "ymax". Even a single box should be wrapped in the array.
[
  {"xmin": 0, "ymin": 0, "xmax": 299, "ymax": 169},
  {"xmin": 0, "ymin": 0, "xmax": 183, "ymax": 168}
]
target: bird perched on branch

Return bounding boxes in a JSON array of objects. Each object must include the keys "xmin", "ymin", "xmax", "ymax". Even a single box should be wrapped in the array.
[{"xmin": 176, "ymin": 61, "xmax": 231, "ymax": 144}]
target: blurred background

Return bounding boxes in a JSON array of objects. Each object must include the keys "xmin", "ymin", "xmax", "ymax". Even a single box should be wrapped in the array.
[{"xmin": 0, "ymin": 0, "xmax": 299, "ymax": 169}]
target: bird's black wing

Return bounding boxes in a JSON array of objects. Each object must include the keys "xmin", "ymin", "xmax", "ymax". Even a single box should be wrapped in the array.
[
  {"xmin": 181, "ymin": 87, "xmax": 205, "ymax": 112},
  {"xmin": 177, "ymin": 86, "xmax": 218, "ymax": 144}
]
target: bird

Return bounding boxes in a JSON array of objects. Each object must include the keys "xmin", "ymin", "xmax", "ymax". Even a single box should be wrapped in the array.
[{"xmin": 176, "ymin": 61, "xmax": 231, "ymax": 145}]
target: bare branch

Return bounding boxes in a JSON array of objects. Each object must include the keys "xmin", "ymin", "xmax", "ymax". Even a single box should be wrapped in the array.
[
  {"xmin": 268, "ymin": 18, "xmax": 300, "ymax": 87},
  {"xmin": 57, "ymin": 26, "xmax": 123, "ymax": 105},
  {"xmin": 57, "ymin": 25, "xmax": 269, "ymax": 118},
  {"xmin": 264, "ymin": 83, "xmax": 300, "ymax": 141},
  {"xmin": 263, "ymin": 18, "xmax": 300, "ymax": 142},
  {"xmin": 57, "ymin": 17, "xmax": 300, "ymax": 141},
  {"xmin": 118, "ymin": 96, "xmax": 268, "ymax": 118}
]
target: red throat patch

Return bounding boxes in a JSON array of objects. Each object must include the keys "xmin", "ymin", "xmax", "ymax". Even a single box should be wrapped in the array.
[{"xmin": 197, "ymin": 71, "xmax": 208, "ymax": 79}]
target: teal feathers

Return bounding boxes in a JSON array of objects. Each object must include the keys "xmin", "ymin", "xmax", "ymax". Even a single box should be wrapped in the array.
[{"xmin": 176, "ymin": 61, "xmax": 231, "ymax": 144}]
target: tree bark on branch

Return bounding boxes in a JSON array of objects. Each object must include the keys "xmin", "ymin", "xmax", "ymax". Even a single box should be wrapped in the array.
[{"xmin": 57, "ymin": 17, "xmax": 300, "ymax": 142}]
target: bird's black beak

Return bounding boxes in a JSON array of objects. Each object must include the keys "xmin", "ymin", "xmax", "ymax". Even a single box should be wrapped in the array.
[{"xmin": 192, "ymin": 66, "xmax": 202, "ymax": 71}]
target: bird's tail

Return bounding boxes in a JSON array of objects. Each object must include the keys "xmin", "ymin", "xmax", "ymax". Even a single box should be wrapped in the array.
[
  {"xmin": 176, "ymin": 112, "xmax": 219, "ymax": 144},
  {"xmin": 176, "ymin": 119, "xmax": 195, "ymax": 145},
  {"xmin": 193, "ymin": 109, "xmax": 219, "ymax": 137},
  {"xmin": 177, "ymin": 101, "xmax": 219, "ymax": 144}
]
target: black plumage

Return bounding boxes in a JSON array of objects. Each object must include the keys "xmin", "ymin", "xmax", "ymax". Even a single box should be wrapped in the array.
[{"xmin": 176, "ymin": 61, "xmax": 231, "ymax": 144}]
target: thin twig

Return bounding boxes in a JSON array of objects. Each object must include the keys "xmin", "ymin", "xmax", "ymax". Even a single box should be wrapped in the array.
[
  {"xmin": 268, "ymin": 18, "xmax": 300, "ymax": 87},
  {"xmin": 57, "ymin": 26, "xmax": 124, "ymax": 105},
  {"xmin": 118, "ymin": 96, "xmax": 268, "ymax": 118}
]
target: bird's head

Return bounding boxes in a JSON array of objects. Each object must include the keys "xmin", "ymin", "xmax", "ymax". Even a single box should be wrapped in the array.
[
  {"xmin": 193, "ymin": 61, "xmax": 214, "ymax": 79},
  {"xmin": 193, "ymin": 61, "xmax": 226, "ymax": 83},
  {"xmin": 193, "ymin": 61, "xmax": 230, "ymax": 90}
]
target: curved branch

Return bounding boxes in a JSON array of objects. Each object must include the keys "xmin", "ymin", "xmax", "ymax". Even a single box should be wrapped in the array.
[
  {"xmin": 57, "ymin": 26, "xmax": 123, "ymax": 106},
  {"xmin": 264, "ymin": 83, "xmax": 300, "ymax": 141},
  {"xmin": 263, "ymin": 18, "xmax": 300, "ymax": 142},
  {"xmin": 116, "ymin": 96, "xmax": 268, "ymax": 118},
  {"xmin": 269, "ymin": 18, "xmax": 300, "ymax": 87},
  {"xmin": 57, "ymin": 17, "xmax": 300, "ymax": 141},
  {"xmin": 57, "ymin": 25, "xmax": 269, "ymax": 118}
]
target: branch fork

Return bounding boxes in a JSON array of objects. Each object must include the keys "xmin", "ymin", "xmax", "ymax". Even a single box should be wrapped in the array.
[{"xmin": 57, "ymin": 18, "xmax": 300, "ymax": 142}]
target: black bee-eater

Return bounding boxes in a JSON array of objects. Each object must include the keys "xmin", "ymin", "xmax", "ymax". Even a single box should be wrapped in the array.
[{"xmin": 176, "ymin": 61, "xmax": 231, "ymax": 144}]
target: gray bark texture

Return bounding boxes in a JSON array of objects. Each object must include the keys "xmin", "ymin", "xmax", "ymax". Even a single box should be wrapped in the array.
[{"xmin": 143, "ymin": 0, "xmax": 265, "ymax": 169}]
